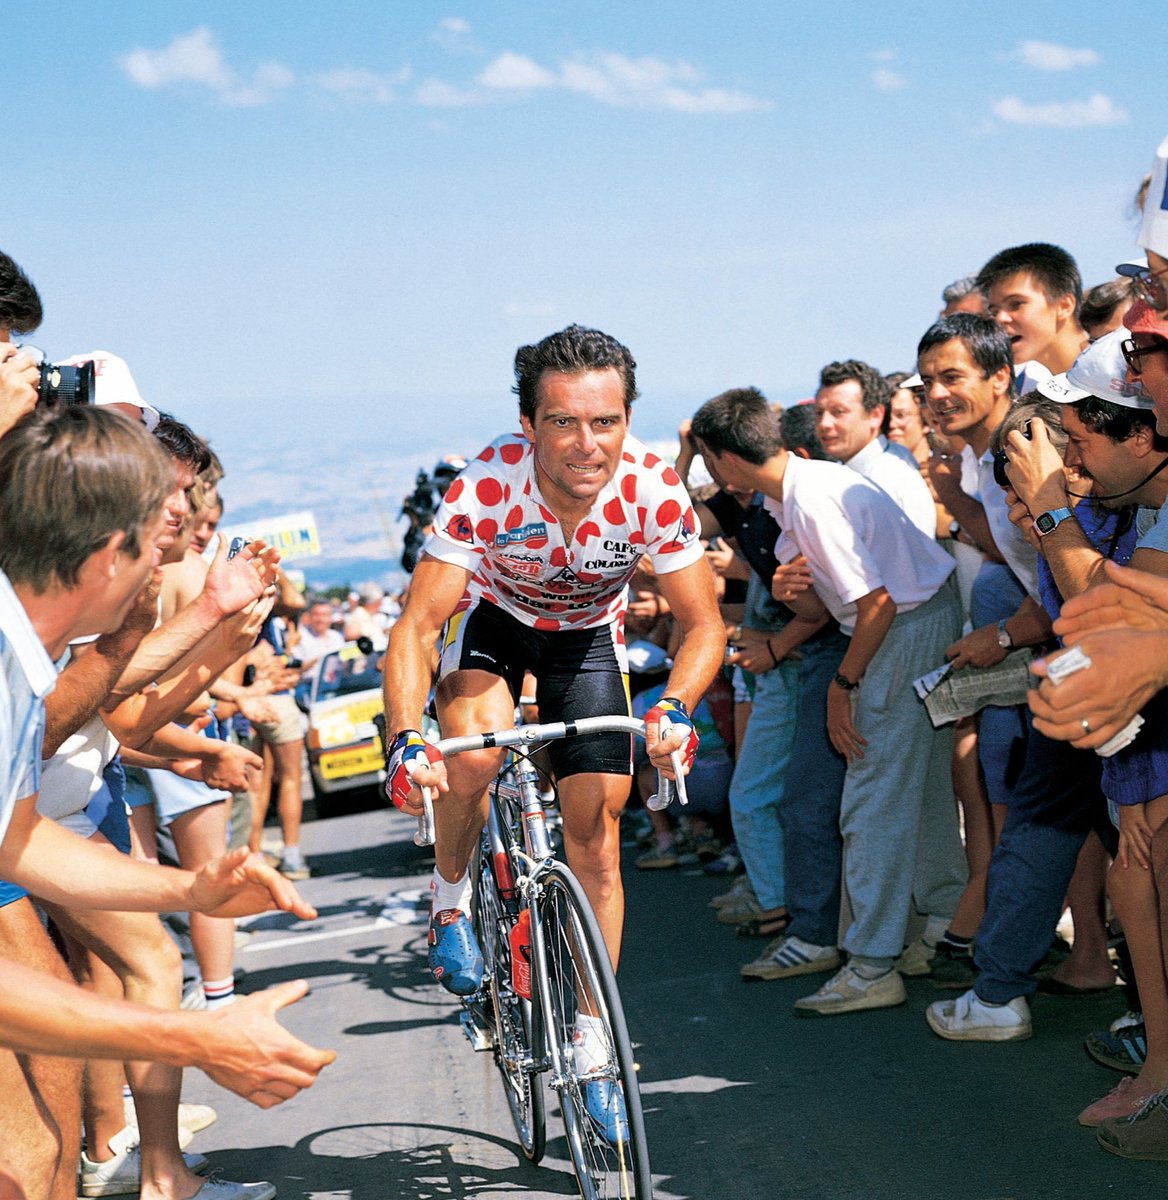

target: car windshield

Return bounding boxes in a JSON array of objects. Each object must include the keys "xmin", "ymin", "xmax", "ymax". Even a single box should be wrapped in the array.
[{"xmin": 314, "ymin": 649, "xmax": 382, "ymax": 702}]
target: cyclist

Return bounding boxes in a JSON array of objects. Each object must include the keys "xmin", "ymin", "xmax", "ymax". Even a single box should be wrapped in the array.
[{"xmin": 383, "ymin": 325, "xmax": 723, "ymax": 1140}]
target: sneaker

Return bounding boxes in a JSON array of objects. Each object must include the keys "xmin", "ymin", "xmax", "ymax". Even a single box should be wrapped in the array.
[
  {"xmin": 277, "ymin": 858, "xmax": 311, "ymax": 881},
  {"xmin": 709, "ymin": 876, "xmax": 753, "ymax": 910},
  {"xmin": 428, "ymin": 908, "xmax": 484, "ymax": 995},
  {"xmin": 716, "ymin": 889, "xmax": 765, "ymax": 926},
  {"xmin": 1112, "ymin": 1009, "xmax": 1144, "ymax": 1034},
  {"xmin": 581, "ymin": 1078, "xmax": 629, "ymax": 1148},
  {"xmin": 926, "ymin": 989, "xmax": 1032, "ymax": 1042},
  {"xmin": 703, "ymin": 845, "xmax": 743, "ymax": 875},
  {"xmin": 793, "ymin": 965, "xmax": 907, "ymax": 1017},
  {"xmin": 79, "ymin": 1128, "xmax": 209, "ymax": 1197},
  {"xmin": 1096, "ymin": 1088, "xmax": 1168, "ymax": 1161},
  {"xmin": 740, "ymin": 935, "xmax": 841, "ymax": 981},
  {"xmin": 1085, "ymin": 1022, "xmax": 1147, "ymax": 1075},
  {"xmin": 180, "ymin": 980, "xmax": 208, "ymax": 1011},
  {"xmin": 894, "ymin": 938, "xmax": 934, "ymax": 978},
  {"xmin": 124, "ymin": 1096, "xmax": 218, "ymax": 1141},
  {"xmin": 1079, "ymin": 1076, "xmax": 1166, "ymax": 1127},
  {"xmin": 927, "ymin": 941, "xmax": 977, "ymax": 990},
  {"xmin": 635, "ymin": 845, "xmax": 679, "ymax": 870},
  {"xmin": 184, "ymin": 1181, "xmax": 277, "ymax": 1200}
]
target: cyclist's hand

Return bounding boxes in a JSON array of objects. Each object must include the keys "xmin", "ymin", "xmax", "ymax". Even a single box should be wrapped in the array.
[
  {"xmin": 385, "ymin": 729, "xmax": 446, "ymax": 814},
  {"xmin": 644, "ymin": 697, "xmax": 699, "ymax": 780}
]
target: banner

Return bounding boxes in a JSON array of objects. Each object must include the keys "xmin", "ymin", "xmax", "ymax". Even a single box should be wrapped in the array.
[{"xmin": 219, "ymin": 510, "xmax": 320, "ymax": 561}]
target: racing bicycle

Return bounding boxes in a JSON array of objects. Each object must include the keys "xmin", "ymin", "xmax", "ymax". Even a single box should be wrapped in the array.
[{"xmin": 412, "ymin": 715, "xmax": 686, "ymax": 1200}]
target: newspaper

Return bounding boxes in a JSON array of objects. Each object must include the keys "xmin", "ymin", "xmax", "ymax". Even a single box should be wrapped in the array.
[{"xmin": 913, "ymin": 649, "xmax": 1036, "ymax": 727}]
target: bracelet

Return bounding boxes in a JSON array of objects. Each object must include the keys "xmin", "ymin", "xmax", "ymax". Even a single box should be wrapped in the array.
[
  {"xmin": 767, "ymin": 640, "xmax": 779, "ymax": 668},
  {"xmin": 833, "ymin": 671, "xmax": 859, "ymax": 691}
]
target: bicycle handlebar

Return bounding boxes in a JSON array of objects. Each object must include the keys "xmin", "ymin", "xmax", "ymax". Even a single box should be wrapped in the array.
[{"xmin": 410, "ymin": 715, "xmax": 690, "ymax": 846}]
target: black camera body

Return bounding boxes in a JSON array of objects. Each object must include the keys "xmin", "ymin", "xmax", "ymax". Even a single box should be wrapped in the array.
[
  {"xmin": 992, "ymin": 419, "xmax": 1033, "ymax": 489},
  {"xmin": 37, "ymin": 359, "xmax": 95, "ymax": 409}
]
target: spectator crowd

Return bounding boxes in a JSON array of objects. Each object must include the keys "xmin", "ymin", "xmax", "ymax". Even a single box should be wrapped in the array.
[{"xmin": 3, "ymin": 129, "xmax": 1168, "ymax": 1195}]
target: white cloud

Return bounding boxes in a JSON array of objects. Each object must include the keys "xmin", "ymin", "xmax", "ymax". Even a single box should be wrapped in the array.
[
  {"xmin": 503, "ymin": 301, "xmax": 555, "ymax": 318},
  {"xmin": 415, "ymin": 78, "xmax": 484, "ymax": 107},
  {"xmin": 120, "ymin": 27, "xmax": 293, "ymax": 106},
  {"xmin": 1015, "ymin": 40, "xmax": 1100, "ymax": 71},
  {"xmin": 557, "ymin": 53, "xmax": 770, "ymax": 113},
  {"xmin": 478, "ymin": 52, "xmax": 556, "ymax": 91},
  {"xmin": 869, "ymin": 48, "xmax": 897, "ymax": 62},
  {"xmin": 440, "ymin": 17, "xmax": 471, "ymax": 35},
  {"xmin": 313, "ymin": 67, "xmax": 406, "ymax": 105},
  {"xmin": 872, "ymin": 68, "xmax": 907, "ymax": 92},
  {"xmin": 992, "ymin": 92, "xmax": 1128, "ymax": 128}
]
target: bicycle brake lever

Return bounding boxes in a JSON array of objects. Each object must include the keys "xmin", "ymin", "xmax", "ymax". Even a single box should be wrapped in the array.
[
  {"xmin": 646, "ymin": 714, "xmax": 689, "ymax": 811},
  {"xmin": 406, "ymin": 759, "xmax": 437, "ymax": 846}
]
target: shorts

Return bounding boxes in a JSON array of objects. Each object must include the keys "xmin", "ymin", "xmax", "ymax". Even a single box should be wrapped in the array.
[
  {"xmin": 251, "ymin": 693, "xmax": 304, "ymax": 747},
  {"xmin": 0, "ymin": 881, "xmax": 27, "ymax": 908},
  {"xmin": 438, "ymin": 599, "xmax": 632, "ymax": 779}
]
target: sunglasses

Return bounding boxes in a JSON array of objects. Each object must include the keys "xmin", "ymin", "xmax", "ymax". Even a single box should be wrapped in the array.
[
  {"xmin": 1121, "ymin": 337, "xmax": 1168, "ymax": 376},
  {"xmin": 1132, "ymin": 263, "xmax": 1168, "ymax": 310}
]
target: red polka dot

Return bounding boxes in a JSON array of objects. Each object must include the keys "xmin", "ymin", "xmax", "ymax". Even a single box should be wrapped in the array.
[
  {"xmin": 505, "ymin": 505, "xmax": 524, "ymax": 529},
  {"xmin": 501, "ymin": 442, "xmax": 525, "ymax": 464},
  {"xmin": 662, "ymin": 466, "xmax": 680, "ymax": 487},
  {"xmin": 643, "ymin": 452, "xmax": 661, "ymax": 469},
  {"xmin": 577, "ymin": 521, "xmax": 602, "ymax": 543},
  {"xmin": 550, "ymin": 547, "xmax": 568, "ymax": 567},
  {"xmin": 545, "ymin": 601, "xmax": 569, "ymax": 613},
  {"xmin": 576, "ymin": 571, "xmax": 602, "ymax": 585},
  {"xmin": 515, "ymin": 583, "xmax": 542, "ymax": 598},
  {"xmin": 615, "ymin": 626, "xmax": 626, "ymax": 645},
  {"xmin": 637, "ymin": 506, "xmax": 648, "ymax": 526},
  {"xmin": 538, "ymin": 504, "xmax": 557, "ymax": 523},
  {"xmin": 621, "ymin": 476, "xmax": 637, "ymax": 503},
  {"xmin": 477, "ymin": 447, "xmax": 496, "ymax": 462},
  {"xmin": 503, "ymin": 484, "xmax": 511, "ymax": 503},
  {"xmin": 476, "ymin": 478, "xmax": 504, "ymax": 506},
  {"xmin": 444, "ymin": 478, "xmax": 464, "ymax": 503},
  {"xmin": 656, "ymin": 499, "xmax": 681, "ymax": 526},
  {"xmin": 622, "ymin": 452, "xmax": 635, "ymax": 463},
  {"xmin": 534, "ymin": 617, "xmax": 561, "ymax": 631},
  {"xmin": 603, "ymin": 498, "xmax": 624, "ymax": 524},
  {"xmin": 629, "ymin": 530, "xmax": 645, "ymax": 545},
  {"xmin": 476, "ymin": 518, "xmax": 498, "ymax": 542}
]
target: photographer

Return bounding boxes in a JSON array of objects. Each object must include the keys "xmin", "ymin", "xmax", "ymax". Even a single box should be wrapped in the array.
[{"xmin": 0, "ymin": 250, "xmax": 43, "ymax": 439}]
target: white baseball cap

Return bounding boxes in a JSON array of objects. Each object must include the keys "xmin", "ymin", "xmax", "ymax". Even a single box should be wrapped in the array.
[
  {"xmin": 1138, "ymin": 134, "xmax": 1168, "ymax": 260},
  {"xmin": 1036, "ymin": 329, "xmax": 1153, "ymax": 410},
  {"xmin": 59, "ymin": 350, "xmax": 160, "ymax": 431}
]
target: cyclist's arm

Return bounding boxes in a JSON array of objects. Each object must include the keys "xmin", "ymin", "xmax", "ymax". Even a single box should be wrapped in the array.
[
  {"xmin": 650, "ymin": 556, "xmax": 725, "ymax": 764},
  {"xmin": 384, "ymin": 554, "xmax": 471, "ymax": 734}
]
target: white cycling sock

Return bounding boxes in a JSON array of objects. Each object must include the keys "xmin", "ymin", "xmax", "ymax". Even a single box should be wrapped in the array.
[
  {"xmin": 432, "ymin": 867, "xmax": 473, "ymax": 917},
  {"xmin": 573, "ymin": 1013, "xmax": 608, "ymax": 1074}
]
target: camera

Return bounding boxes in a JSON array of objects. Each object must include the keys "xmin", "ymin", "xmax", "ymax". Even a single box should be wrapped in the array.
[
  {"xmin": 992, "ymin": 419, "xmax": 1032, "ymax": 489},
  {"xmin": 21, "ymin": 347, "xmax": 95, "ymax": 409}
]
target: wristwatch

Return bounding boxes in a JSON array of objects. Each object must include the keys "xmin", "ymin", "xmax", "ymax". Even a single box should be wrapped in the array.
[
  {"xmin": 996, "ymin": 618, "xmax": 1013, "ymax": 651},
  {"xmin": 833, "ymin": 671, "xmax": 859, "ymax": 691},
  {"xmin": 1034, "ymin": 506, "xmax": 1073, "ymax": 537}
]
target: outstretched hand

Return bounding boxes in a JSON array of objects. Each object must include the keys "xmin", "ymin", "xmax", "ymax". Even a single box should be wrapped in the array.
[{"xmin": 188, "ymin": 846, "xmax": 318, "ymax": 921}]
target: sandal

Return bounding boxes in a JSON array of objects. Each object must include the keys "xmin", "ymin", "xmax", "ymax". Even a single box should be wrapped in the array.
[{"xmin": 736, "ymin": 912, "xmax": 791, "ymax": 939}]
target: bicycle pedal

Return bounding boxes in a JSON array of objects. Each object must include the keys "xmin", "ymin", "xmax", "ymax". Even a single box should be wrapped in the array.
[{"xmin": 459, "ymin": 1009, "xmax": 495, "ymax": 1052}]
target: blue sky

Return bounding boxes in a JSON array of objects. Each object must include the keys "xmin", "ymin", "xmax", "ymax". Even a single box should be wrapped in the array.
[{"xmin": 3, "ymin": 3, "xmax": 1162, "ymax": 567}]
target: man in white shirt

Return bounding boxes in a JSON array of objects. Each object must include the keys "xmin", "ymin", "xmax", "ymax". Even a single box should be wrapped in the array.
[
  {"xmin": 692, "ymin": 389, "xmax": 967, "ymax": 1017},
  {"xmin": 296, "ymin": 600, "xmax": 345, "ymax": 677},
  {"xmin": 814, "ymin": 358, "xmax": 937, "ymax": 538}
]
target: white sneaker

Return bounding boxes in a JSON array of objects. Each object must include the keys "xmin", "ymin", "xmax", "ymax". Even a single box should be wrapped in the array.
[
  {"xmin": 124, "ymin": 1095, "xmax": 218, "ymax": 1141},
  {"xmin": 793, "ymin": 965, "xmax": 907, "ymax": 1016},
  {"xmin": 893, "ymin": 938, "xmax": 934, "ymax": 978},
  {"xmin": 79, "ymin": 1127, "xmax": 209, "ymax": 1197},
  {"xmin": 185, "ymin": 1181, "xmax": 277, "ymax": 1200},
  {"xmin": 926, "ymin": 989, "xmax": 1032, "ymax": 1042},
  {"xmin": 740, "ymin": 935, "xmax": 841, "ymax": 981}
]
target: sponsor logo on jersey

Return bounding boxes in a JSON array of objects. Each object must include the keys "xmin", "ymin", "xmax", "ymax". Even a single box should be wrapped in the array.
[
  {"xmin": 501, "ymin": 559, "xmax": 542, "ymax": 577},
  {"xmin": 495, "ymin": 522, "xmax": 548, "ymax": 549},
  {"xmin": 446, "ymin": 514, "xmax": 474, "ymax": 543}
]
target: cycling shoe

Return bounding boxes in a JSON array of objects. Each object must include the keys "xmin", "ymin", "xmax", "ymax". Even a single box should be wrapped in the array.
[
  {"xmin": 582, "ymin": 1078, "xmax": 629, "ymax": 1147},
  {"xmin": 428, "ymin": 909, "xmax": 484, "ymax": 995}
]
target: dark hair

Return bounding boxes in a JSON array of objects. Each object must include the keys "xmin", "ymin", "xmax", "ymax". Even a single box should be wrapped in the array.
[
  {"xmin": 977, "ymin": 242, "xmax": 1082, "ymax": 318},
  {"xmin": 1080, "ymin": 278, "xmax": 1136, "ymax": 334},
  {"xmin": 153, "ymin": 412, "xmax": 212, "ymax": 474},
  {"xmin": 0, "ymin": 407, "xmax": 173, "ymax": 590},
  {"xmin": 1074, "ymin": 395, "xmax": 1168, "ymax": 452},
  {"xmin": 917, "ymin": 313, "xmax": 1016, "ymax": 393},
  {"xmin": 941, "ymin": 275, "xmax": 980, "ymax": 305},
  {"xmin": 691, "ymin": 387, "xmax": 782, "ymax": 465},
  {"xmin": 779, "ymin": 402, "xmax": 829, "ymax": 460},
  {"xmin": 818, "ymin": 359, "xmax": 890, "ymax": 414},
  {"xmin": 513, "ymin": 325, "xmax": 638, "ymax": 421},
  {"xmin": 0, "ymin": 250, "xmax": 43, "ymax": 336}
]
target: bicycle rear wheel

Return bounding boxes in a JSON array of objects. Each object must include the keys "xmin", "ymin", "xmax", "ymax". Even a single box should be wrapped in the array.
[
  {"xmin": 473, "ymin": 820, "xmax": 547, "ymax": 1162},
  {"xmin": 533, "ymin": 863, "xmax": 652, "ymax": 1199}
]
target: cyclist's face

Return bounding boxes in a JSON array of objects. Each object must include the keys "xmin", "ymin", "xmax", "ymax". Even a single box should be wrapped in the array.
[{"xmin": 522, "ymin": 369, "xmax": 629, "ymax": 514}]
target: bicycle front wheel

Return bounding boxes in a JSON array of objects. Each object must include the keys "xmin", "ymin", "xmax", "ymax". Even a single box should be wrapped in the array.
[
  {"xmin": 474, "ymin": 826, "xmax": 547, "ymax": 1162},
  {"xmin": 533, "ymin": 863, "xmax": 652, "ymax": 1199}
]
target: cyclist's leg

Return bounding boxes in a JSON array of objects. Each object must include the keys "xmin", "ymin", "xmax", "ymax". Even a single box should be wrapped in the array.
[{"xmin": 557, "ymin": 772, "xmax": 631, "ymax": 971}]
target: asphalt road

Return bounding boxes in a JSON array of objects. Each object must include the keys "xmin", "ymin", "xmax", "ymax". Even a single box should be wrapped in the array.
[{"xmin": 181, "ymin": 793, "xmax": 1164, "ymax": 1199}]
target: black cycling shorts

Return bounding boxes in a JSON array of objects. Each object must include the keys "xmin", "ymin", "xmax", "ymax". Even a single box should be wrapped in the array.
[{"xmin": 438, "ymin": 599, "xmax": 632, "ymax": 779}]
